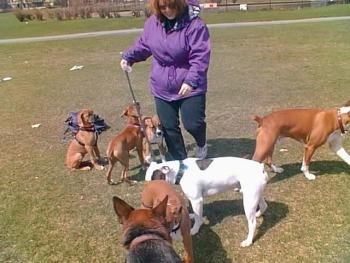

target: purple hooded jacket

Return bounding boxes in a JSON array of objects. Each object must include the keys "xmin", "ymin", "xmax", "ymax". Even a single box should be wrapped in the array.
[{"xmin": 122, "ymin": 0, "xmax": 211, "ymax": 101}]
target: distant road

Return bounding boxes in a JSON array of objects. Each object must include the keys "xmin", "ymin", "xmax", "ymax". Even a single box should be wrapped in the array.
[{"xmin": 0, "ymin": 16, "xmax": 349, "ymax": 45}]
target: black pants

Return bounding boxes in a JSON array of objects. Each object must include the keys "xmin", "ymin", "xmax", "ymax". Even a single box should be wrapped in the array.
[{"xmin": 154, "ymin": 94, "xmax": 206, "ymax": 160}]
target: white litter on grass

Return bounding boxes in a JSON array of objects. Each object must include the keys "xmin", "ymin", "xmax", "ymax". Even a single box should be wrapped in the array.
[
  {"xmin": 2, "ymin": 77, "xmax": 12, "ymax": 81},
  {"xmin": 31, "ymin": 123, "xmax": 41, "ymax": 128},
  {"xmin": 279, "ymin": 148, "xmax": 288, "ymax": 152},
  {"xmin": 69, "ymin": 65, "xmax": 84, "ymax": 71}
]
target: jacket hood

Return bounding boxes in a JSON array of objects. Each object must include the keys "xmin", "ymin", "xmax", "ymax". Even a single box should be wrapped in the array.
[
  {"xmin": 187, "ymin": 0, "xmax": 200, "ymax": 6},
  {"xmin": 161, "ymin": 0, "xmax": 201, "ymax": 31}
]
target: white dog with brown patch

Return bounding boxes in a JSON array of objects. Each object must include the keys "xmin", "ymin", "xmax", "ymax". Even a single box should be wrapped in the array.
[{"xmin": 145, "ymin": 157, "xmax": 268, "ymax": 247}]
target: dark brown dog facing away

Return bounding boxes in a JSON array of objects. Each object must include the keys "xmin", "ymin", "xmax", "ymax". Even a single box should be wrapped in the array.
[{"xmin": 113, "ymin": 195, "xmax": 182, "ymax": 263}]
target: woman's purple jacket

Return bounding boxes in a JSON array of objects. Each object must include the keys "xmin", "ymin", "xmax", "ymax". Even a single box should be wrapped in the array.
[{"xmin": 122, "ymin": 1, "xmax": 211, "ymax": 101}]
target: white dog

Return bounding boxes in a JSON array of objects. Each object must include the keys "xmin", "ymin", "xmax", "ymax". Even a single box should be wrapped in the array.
[{"xmin": 145, "ymin": 157, "xmax": 268, "ymax": 247}]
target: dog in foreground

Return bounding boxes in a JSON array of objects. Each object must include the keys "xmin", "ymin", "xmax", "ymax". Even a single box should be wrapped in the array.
[
  {"xmin": 65, "ymin": 109, "xmax": 104, "ymax": 171},
  {"xmin": 112, "ymin": 195, "xmax": 182, "ymax": 263},
  {"xmin": 252, "ymin": 101, "xmax": 350, "ymax": 180},
  {"xmin": 142, "ymin": 180, "xmax": 194, "ymax": 263},
  {"xmin": 145, "ymin": 157, "xmax": 268, "ymax": 247}
]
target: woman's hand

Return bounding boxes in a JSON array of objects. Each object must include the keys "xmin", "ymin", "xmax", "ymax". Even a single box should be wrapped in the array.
[
  {"xmin": 120, "ymin": 59, "xmax": 132, "ymax": 73},
  {"xmin": 178, "ymin": 83, "xmax": 193, "ymax": 96}
]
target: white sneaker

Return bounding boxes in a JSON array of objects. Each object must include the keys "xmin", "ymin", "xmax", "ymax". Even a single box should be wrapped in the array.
[{"xmin": 195, "ymin": 143, "xmax": 207, "ymax": 159}]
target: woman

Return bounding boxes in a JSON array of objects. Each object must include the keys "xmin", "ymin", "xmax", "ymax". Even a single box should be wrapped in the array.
[{"xmin": 120, "ymin": 0, "xmax": 211, "ymax": 160}]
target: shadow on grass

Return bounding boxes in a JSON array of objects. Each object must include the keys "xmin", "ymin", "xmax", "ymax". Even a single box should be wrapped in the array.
[
  {"xmin": 187, "ymin": 137, "xmax": 256, "ymax": 158},
  {"xmin": 203, "ymin": 199, "xmax": 288, "ymax": 244},
  {"xmin": 193, "ymin": 224, "xmax": 233, "ymax": 263},
  {"xmin": 268, "ymin": 160, "xmax": 350, "ymax": 184}
]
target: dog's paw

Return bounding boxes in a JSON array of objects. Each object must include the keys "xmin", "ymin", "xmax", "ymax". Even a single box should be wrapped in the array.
[
  {"xmin": 80, "ymin": 166, "xmax": 92, "ymax": 171},
  {"xmin": 271, "ymin": 164, "xmax": 284, "ymax": 173},
  {"xmin": 95, "ymin": 165, "xmax": 104, "ymax": 171},
  {"xmin": 240, "ymin": 239, "xmax": 253, "ymax": 247}
]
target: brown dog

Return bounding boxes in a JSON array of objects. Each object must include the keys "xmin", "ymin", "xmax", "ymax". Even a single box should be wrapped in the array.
[
  {"xmin": 113, "ymin": 195, "xmax": 182, "ymax": 263},
  {"xmin": 141, "ymin": 180, "xmax": 194, "ymax": 263},
  {"xmin": 65, "ymin": 109, "xmax": 104, "ymax": 171},
  {"xmin": 143, "ymin": 115, "xmax": 166, "ymax": 163},
  {"xmin": 252, "ymin": 101, "xmax": 350, "ymax": 180},
  {"xmin": 105, "ymin": 103, "xmax": 147, "ymax": 185}
]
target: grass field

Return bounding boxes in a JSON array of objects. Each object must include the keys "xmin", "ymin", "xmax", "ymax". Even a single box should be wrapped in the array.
[
  {"xmin": 1, "ymin": 5, "xmax": 350, "ymax": 263},
  {"xmin": 1, "ymin": 4, "xmax": 350, "ymax": 38}
]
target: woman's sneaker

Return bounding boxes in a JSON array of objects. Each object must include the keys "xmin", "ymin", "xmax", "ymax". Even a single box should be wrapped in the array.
[{"xmin": 195, "ymin": 143, "xmax": 207, "ymax": 159}]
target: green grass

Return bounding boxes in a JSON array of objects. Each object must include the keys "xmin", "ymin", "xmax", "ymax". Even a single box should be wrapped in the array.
[
  {"xmin": 0, "ymin": 4, "xmax": 350, "ymax": 38},
  {"xmin": 1, "ymin": 6, "xmax": 350, "ymax": 263}
]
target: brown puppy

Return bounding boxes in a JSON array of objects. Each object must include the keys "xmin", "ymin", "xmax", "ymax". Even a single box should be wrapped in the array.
[
  {"xmin": 143, "ymin": 115, "xmax": 166, "ymax": 163},
  {"xmin": 141, "ymin": 180, "xmax": 194, "ymax": 263},
  {"xmin": 252, "ymin": 101, "xmax": 350, "ymax": 180},
  {"xmin": 65, "ymin": 109, "xmax": 104, "ymax": 171},
  {"xmin": 105, "ymin": 103, "xmax": 147, "ymax": 185},
  {"xmin": 113, "ymin": 195, "xmax": 182, "ymax": 263}
]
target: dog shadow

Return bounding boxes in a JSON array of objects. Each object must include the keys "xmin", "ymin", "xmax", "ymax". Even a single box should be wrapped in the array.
[
  {"xmin": 203, "ymin": 199, "xmax": 288, "ymax": 244},
  {"xmin": 268, "ymin": 160, "xmax": 350, "ymax": 184},
  {"xmin": 192, "ymin": 225, "xmax": 232, "ymax": 263},
  {"xmin": 187, "ymin": 137, "xmax": 256, "ymax": 158}
]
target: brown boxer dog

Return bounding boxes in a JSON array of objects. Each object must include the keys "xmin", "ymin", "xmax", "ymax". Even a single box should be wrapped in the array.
[{"xmin": 252, "ymin": 101, "xmax": 350, "ymax": 180}]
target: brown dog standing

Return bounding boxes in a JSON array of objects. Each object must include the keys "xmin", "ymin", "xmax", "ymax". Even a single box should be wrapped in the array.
[
  {"xmin": 252, "ymin": 101, "xmax": 350, "ymax": 180},
  {"xmin": 65, "ymin": 109, "xmax": 104, "ymax": 171},
  {"xmin": 105, "ymin": 103, "xmax": 147, "ymax": 185},
  {"xmin": 141, "ymin": 180, "xmax": 194, "ymax": 263}
]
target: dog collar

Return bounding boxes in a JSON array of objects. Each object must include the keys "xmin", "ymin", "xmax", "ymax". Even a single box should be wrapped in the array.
[
  {"xmin": 78, "ymin": 125, "xmax": 95, "ymax": 132},
  {"xmin": 175, "ymin": 161, "xmax": 186, "ymax": 185},
  {"xmin": 128, "ymin": 234, "xmax": 166, "ymax": 251},
  {"xmin": 337, "ymin": 108, "xmax": 346, "ymax": 134}
]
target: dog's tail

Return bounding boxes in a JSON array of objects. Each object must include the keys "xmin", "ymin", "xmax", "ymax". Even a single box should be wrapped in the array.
[{"xmin": 252, "ymin": 115, "xmax": 263, "ymax": 126}]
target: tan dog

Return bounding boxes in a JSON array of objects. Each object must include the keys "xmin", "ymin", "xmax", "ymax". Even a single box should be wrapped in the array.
[
  {"xmin": 113, "ymin": 195, "xmax": 183, "ymax": 263},
  {"xmin": 141, "ymin": 180, "xmax": 193, "ymax": 263},
  {"xmin": 65, "ymin": 109, "xmax": 104, "ymax": 171},
  {"xmin": 252, "ymin": 101, "xmax": 350, "ymax": 180},
  {"xmin": 143, "ymin": 115, "xmax": 166, "ymax": 163},
  {"xmin": 105, "ymin": 103, "xmax": 147, "ymax": 185}
]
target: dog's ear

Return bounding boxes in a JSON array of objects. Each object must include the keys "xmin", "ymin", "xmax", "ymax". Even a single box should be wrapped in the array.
[
  {"xmin": 78, "ymin": 110, "xmax": 86, "ymax": 126},
  {"xmin": 120, "ymin": 108, "xmax": 128, "ymax": 118},
  {"xmin": 112, "ymin": 196, "xmax": 134, "ymax": 224},
  {"xmin": 152, "ymin": 195, "xmax": 168, "ymax": 218},
  {"xmin": 142, "ymin": 116, "xmax": 153, "ymax": 127},
  {"xmin": 151, "ymin": 115, "xmax": 161, "ymax": 126}
]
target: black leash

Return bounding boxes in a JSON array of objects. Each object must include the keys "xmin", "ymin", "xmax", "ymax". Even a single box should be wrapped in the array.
[{"xmin": 124, "ymin": 70, "xmax": 138, "ymax": 104}]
